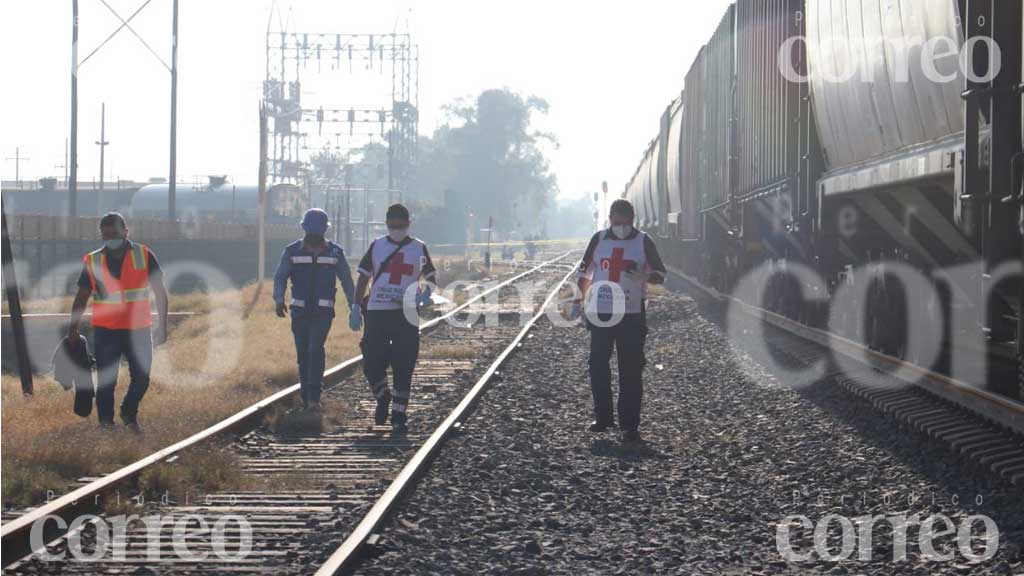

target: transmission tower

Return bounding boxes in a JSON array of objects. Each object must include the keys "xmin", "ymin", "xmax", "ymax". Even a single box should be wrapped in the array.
[{"xmin": 264, "ymin": 26, "xmax": 419, "ymax": 204}]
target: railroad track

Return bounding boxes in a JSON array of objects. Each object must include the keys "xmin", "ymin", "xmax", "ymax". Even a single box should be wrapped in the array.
[
  {"xmin": 2, "ymin": 251, "xmax": 580, "ymax": 574},
  {"xmin": 669, "ymin": 266, "xmax": 1024, "ymax": 488}
]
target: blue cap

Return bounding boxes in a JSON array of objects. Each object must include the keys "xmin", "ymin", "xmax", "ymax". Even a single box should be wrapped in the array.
[{"xmin": 301, "ymin": 208, "xmax": 329, "ymax": 235}]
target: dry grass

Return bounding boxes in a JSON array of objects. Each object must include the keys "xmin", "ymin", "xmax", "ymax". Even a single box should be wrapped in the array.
[
  {"xmin": 1, "ymin": 282, "xmax": 361, "ymax": 509},
  {"xmin": 2, "ymin": 291, "xmax": 211, "ymax": 315},
  {"xmin": 2, "ymin": 259, "xmax": 512, "ymax": 509}
]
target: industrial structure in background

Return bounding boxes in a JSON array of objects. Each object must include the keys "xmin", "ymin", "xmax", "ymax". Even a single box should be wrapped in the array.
[
  {"xmin": 263, "ymin": 16, "xmax": 419, "ymax": 254},
  {"xmin": 66, "ymin": 0, "xmax": 180, "ymax": 220}
]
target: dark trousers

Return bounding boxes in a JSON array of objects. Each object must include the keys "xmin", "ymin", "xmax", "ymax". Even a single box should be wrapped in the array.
[
  {"xmin": 361, "ymin": 309, "xmax": 420, "ymax": 424},
  {"xmin": 94, "ymin": 326, "xmax": 152, "ymax": 424},
  {"xmin": 587, "ymin": 307, "xmax": 648, "ymax": 431},
  {"xmin": 291, "ymin": 314, "xmax": 334, "ymax": 407}
]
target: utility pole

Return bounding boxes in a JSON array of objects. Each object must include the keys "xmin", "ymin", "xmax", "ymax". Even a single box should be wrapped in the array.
[
  {"xmin": 387, "ymin": 133, "xmax": 395, "ymax": 205},
  {"xmin": 258, "ymin": 101, "xmax": 268, "ymax": 281},
  {"xmin": 1, "ymin": 202, "xmax": 33, "ymax": 395},
  {"xmin": 5, "ymin": 148, "xmax": 29, "ymax": 186},
  {"xmin": 168, "ymin": 0, "xmax": 178, "ymax": 222},
  {"xmin": 485, "ymin": 215, "xmax": 493, "ymax": 273},
  {"xmin": 70, "ymin": 0, "xmax": 78, "ymax": 216},
  {"xmin": 95, "ymin": 103, "xmax": 109, "ymax": 215},
  {"xmin": 345, "ymin": 187, "xmax": 352, "ymax": 254},
  {"xmin": 602, "ymin": 180, "xmax": 608, "ymax": 227},
  {"xmin": 55, "ymin": 139, "xmax": 68, "ymax": 186},
  {"xmin": 363, "ymin": 189, "xmax": 370, "ymax": 253}
]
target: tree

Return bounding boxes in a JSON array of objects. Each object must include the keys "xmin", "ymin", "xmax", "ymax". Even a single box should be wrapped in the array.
[
  {"xmin": 414, "ymin": 88, "xmax": 559, "ymax": 237},
  {"xmin": 329, "ymin": 88, "xmax": 562, "ymax": 243}
]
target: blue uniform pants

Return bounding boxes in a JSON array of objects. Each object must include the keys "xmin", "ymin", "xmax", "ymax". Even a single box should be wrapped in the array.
[{"xmin": 291, "ymin": 314, "xmax": 334, "ymax": 406}]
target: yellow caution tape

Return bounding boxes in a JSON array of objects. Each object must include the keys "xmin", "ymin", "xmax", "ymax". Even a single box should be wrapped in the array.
[{"xmin": 431, "ymin": 238, "xmax": 589, "ymax": 249}]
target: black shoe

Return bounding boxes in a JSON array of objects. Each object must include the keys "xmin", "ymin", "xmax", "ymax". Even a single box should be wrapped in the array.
[
  {"xmin": 98, "ymin": 420, "xmax": 117, "ymax": 430},
  {"xmin": 123, "ymin": 418, "xmax": 143, "ymax": 435},
  {"xmin": 391, "ymin": 421, "xmax": 408, "ymax": 434},
  {"xmin": 374, "ymin": 392, "xmax": 391, "ymax": 425},
  {"xmin": 588, "ymin": 420, "xmax": 614, "ymax": 432},
  {"xmin": 621, "ymin": 429, "xmax": 641, "ymax": 443}
]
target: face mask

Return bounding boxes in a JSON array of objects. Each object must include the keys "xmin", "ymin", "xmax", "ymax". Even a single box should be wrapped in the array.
[
  {"xmin": 611, "ymin": 225, "xmax": 632, "ymax": 239},
  {"xmin": 388, "ymin": 228, "xmax": 409, "ymax": 242},
  {"xmin": 104, "ymin": 238, "xmax": 125, "ymax": 251}
]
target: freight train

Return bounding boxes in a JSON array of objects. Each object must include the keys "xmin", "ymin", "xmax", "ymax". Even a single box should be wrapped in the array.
[{"xmin": 624, "ymin": 0, "xmax": 1023, "ymax": 396}]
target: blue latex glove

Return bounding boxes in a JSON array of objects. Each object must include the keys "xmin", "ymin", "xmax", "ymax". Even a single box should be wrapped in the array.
[
  {"xmin": 348, "ymin": 304, "xmax": 363, "ymax": 331},
  {"xmin": 569, "ymin": 300, "xmax": 583, "ymax": 321},
  {"xmin": 415, "ymin": 285, "xmax": 433, "ymax": 308}
]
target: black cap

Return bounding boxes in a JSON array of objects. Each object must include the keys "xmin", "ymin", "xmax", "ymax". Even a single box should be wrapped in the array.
[
  {"xmin": 99, "ymin": 212, "xmax": 127, "ymax": 229},
  {"xmin": 609, "ymin": 199, "xmax": 634, "ymax": 219},
  {"xmin": 386, "ymin": 203, "xmax": 410, "ymax": 221}
]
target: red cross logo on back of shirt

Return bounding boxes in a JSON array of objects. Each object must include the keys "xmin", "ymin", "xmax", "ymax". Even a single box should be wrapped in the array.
[
  {"xmin": 383, "ymin": 251, "xmax": 414, "ymax": 285},
  {"xmin": 600, "ymin": 247, "xmax": 636, "ymax": 283}
]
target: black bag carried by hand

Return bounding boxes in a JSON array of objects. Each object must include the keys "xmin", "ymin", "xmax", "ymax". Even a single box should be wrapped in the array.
[{"xmin": 51, "ymin": 334, "xmax": 96, "ymax": 418}]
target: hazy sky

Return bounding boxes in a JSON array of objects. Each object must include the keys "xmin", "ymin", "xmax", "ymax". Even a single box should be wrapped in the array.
[{"xmin": 1, "ymin": 0, "xmax": 733, "ymax": 213}]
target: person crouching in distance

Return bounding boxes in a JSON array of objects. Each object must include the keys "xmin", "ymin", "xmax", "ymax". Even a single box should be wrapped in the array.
[
  {"xmin": 273, "ymin": 208, "xmax": 358, "ymax": 412},
  {"xmin": 352, "ymin": 203, "xmax": 437, "ymax": 434},
  {"xmin": 570, "ymin": 199, "xmax": 666, "ymax": 443}
]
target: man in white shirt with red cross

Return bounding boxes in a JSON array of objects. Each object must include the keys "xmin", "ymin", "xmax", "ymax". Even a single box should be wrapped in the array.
[
  {"xmin": 572, "ymin": 199, "xmax": 666, "ymax": 443},
  {"xmin": 352, "ymin": 203, "xmax": 436, "ymax": 433}
]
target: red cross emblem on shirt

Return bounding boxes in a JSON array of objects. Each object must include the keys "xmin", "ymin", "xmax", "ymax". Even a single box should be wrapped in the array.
[
  {"xmin": 383, "ymin": 251, "xmax": 414, "ymax": 285},
  {"xmin": 600, "ymin": 247, "xmax": 636, "ymax": 283}
]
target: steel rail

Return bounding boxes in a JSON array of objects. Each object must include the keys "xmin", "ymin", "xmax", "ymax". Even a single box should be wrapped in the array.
[
  {"xmin": 665, "ymin": 264, "xmax": 1024, "ymax": 435},
  {"xmin": 314, "ymin": 263, "xmax": 578, "ymax": 575},
  {"xmin": 0, "ymin": 250, "xmax": 578, "ymax": 567}
]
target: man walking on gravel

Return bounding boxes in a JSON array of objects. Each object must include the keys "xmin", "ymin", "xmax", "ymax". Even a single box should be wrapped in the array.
[
  {"xmin": 274, "ymin": 208, "xmax": 358, "ymax": 412},
  {"xmin": 571, "ymin": 199, "xmax": 666, "ymax": 442},
  {"xmin": 352, "ymin": 203, "xmax": 436, "ymax": 433}
]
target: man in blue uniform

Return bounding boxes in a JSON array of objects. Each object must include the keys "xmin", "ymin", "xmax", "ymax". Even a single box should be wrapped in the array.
[{"xmin": 274, "ymin": 208, "xmax": 359, "ymax": 411}]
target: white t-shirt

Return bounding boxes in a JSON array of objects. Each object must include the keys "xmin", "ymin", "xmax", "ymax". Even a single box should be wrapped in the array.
[
  {"xmin": 357, "ymin": 236, "xmax": 437, "ymax": 310},
  {"xmin": 577, "ymin": 229, "xmax": 666, "ymax": 314}
]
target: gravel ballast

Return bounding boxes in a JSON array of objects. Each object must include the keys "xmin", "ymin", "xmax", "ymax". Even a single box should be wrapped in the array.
[{"xmin": 357, "ymin": 291, "xmax": 1024, "ymax": 575}]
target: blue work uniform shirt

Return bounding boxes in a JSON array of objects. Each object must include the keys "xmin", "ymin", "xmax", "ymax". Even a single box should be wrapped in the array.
[{"xmin": 273, "ymin": 240, "xmax": 356, "ymax": 318}]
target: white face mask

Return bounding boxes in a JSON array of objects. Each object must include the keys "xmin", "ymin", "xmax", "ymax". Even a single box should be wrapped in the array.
[
  {"xmin": 388, "ymin": 228, "xmax": 409, "ymax": 242},
  {"xmin": 611, "ymin": 224, "xmax": 632, "ymax": 239}
]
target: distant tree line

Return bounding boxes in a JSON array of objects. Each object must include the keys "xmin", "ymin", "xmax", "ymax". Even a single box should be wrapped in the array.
[{"xmin": 312, "ymin": 88, "xmax": 591, "ymax": 244}]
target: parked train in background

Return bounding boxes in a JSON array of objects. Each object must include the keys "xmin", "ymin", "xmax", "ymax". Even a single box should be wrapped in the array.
[
  {"xmin": 130, "ymin": 176, "xmax": 305, "ymax": 224},
  {"xmin": 624, "ymin": 0, "xmax": 1023, "ymax": 397},
  {"xmin": 2, "ymin": 175, "xmax": 304, "ymax": 226}
]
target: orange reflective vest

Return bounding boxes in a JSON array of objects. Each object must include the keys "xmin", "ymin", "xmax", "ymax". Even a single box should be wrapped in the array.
[{"xmin": 83, "ymin": 243, "xmax": 153, "ymax": 330}]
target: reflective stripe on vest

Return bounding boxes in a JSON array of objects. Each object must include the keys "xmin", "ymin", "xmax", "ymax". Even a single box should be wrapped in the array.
[
  {"xmin": 89, "ymin": 252, "xmax": 121, "ymax": 303},
  {"xmin": 124, "ymin": 288, "xmax": 150, "ymax": 302},
  {"xmin": 129, "ymin": 244, "xmax": 147, "ymax": 271},
  {"xmin": 85, "ymin": 243, "xmax": 152, "ymax": 329}
]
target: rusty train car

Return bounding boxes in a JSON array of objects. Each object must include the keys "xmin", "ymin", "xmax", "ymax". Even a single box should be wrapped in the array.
[{"xmin": 625, "ymin": 0, "xmax": 1023, "ymax": 396}]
